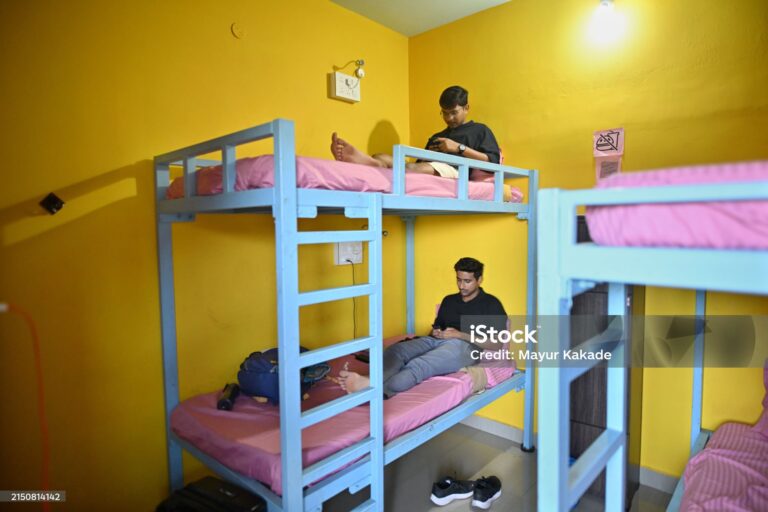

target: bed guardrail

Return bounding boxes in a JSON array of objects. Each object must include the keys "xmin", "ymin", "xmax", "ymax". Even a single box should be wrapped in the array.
[
  {"xmin": 154, "ymin": 119, "xmax": 291, "ymax": 202},
  {"xmin": 391, "ymin": 145, "xmax": 532, "ymax": 203},
  {"xmin": 541, "ymin": 181, "xmax": 768, "ymax": 298}
]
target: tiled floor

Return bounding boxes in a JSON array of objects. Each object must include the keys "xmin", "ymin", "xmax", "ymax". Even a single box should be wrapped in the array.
[{"xmin": 324, "ymin": 423, "xmax": 671, "ymax": 511}]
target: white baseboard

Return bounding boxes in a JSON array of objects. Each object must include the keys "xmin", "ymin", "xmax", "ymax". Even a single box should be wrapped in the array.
[
  {"xmin": 460, "ymin": 414, "xmax": 532, "ymax": 445},
  {"xmin": 639, "ymin": 467, "xmax": 679, "ymax": 494}
]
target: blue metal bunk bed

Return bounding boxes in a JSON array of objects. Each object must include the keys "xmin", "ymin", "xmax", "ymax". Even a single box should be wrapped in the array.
[
  {"xmin": 154, "ymin": 119, "xmax": 539, "ymax": 512},
  {"xmin": 535, "ymin": 181, "xmax": 768, "ymax": 511}
]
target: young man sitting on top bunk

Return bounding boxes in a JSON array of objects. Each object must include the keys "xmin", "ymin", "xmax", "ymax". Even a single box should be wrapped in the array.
[
  {"xmin": 330, "ymin": 85, "xmax": 501, "ymax": 179},
  {"xmin": 339, "ymin": 257, "xmax": 507, "ymax": 397}
]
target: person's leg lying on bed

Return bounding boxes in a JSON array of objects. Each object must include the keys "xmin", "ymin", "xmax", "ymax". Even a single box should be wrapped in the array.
[
  {"xmin": 330, "ymin": 133, "xmax": 436, "ymax": 175},
  {"xmin": 382, "ymin": 337, "xmax": 476, "ymax": 397},
  {"xmin": 338, "ymin": 336, "xmax": 439, "ymax": 393},
  {"xmin": 338, "ymin": 336, "xmax": 475, "ymax": 396}
]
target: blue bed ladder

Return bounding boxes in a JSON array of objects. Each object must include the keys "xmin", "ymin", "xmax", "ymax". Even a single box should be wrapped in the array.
[
  {"xmin": 537, "ymin": 188, "xmax": 630, "ymax": 511},
  {"xmin": 272, "ymin": 120, "xmax": 385, "ymax": 512}
]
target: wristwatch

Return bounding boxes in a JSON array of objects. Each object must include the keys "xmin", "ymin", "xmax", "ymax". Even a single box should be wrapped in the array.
[{"xmin": 457, "ymin": 144, "xmax": 466, "ymax": 155}]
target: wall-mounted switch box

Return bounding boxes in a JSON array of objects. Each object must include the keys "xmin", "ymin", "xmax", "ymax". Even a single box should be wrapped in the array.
[
  {"xmin": 335, "ymin": 241, "xmax": 363, "ymax": 265},
  {"xmin": 330, "ymin": 71, "xmax": 361, "ymax": 103}
]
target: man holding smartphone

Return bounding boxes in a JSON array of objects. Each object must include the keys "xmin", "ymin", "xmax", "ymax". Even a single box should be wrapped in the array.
[
  {"xmin": 330, "ymin": 86, "xmax": 501, "ymax": 178},
  {"xmin": 338, "ymin": 257, "xmax": 507, "ymax": 398}
]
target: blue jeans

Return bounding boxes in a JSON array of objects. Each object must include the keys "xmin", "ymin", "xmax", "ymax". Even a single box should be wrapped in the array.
[{"xmin": 382, "ymin": 337, "xmax": 477, "ymax": 397}]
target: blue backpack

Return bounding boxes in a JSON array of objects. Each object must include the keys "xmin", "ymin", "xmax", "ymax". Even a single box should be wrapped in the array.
[{"xmin": 237, "ymin": 347, "xmax": 330, "ymax": 405}]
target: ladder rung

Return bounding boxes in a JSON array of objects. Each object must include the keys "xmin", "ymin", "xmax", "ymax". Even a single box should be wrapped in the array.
[
  {"xmin": 568, "ymin": 428, "xmax": 624, "ymax": 507},
  {"xmin": 349, "ymin": 499, "xmax": 376, "ymax": 512},
  {"xmin": 298, "ymin": 284, "xmax": 375, "ymax": 306},
  {"xmin": 299, "ymin": 337, "xmax": 375, "ymax": 369},
  {"xmin": 297, "ymin": 230, "xmax": 374, "ymax": 245},
  {"xmin": 302, "ymin": 437, "xmax": 374, "ymax": 485},
  {"xmin": 300, "ymin": 388, "xmax": 374, "ymax": 430}
]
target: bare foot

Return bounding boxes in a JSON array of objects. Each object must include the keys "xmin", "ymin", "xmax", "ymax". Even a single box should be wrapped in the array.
[
  {"xmin": 338, "ymin": 370, "xmax": 370, "ymax": 394},
  {"xmin": 331, "ymin": 133, "xmax": 382, "ymax": 167}
]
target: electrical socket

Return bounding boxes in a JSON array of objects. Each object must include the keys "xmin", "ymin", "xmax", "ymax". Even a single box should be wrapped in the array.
[
  {"xmin": 330, "ymin": 71, "xmax": 361, "ymax": 103},
  {"xmin": 335, "ymin": 242, "xmax": 363, "ymax": 265}
]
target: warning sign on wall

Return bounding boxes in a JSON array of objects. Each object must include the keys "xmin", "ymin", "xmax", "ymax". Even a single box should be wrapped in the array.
[{"xmin": 593, "ymin": 127, "xmax": 624, "ymax": 180}]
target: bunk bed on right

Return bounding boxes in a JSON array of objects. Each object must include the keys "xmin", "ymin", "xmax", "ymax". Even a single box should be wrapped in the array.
[{"xmin": 534, "ymin": 161, "xmax": 768, "ymax": 511}]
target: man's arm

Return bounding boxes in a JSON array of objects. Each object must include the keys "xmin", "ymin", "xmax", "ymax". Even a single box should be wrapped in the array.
[
  {"xmin": 430, "ymin": 138, "xmax": 489, "ymax": 163},
  {"xmin": 431, "ymin": 298, "xmax": 447, "ymax": 337}
]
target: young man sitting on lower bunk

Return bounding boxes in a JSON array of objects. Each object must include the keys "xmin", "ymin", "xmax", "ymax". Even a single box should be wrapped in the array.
[
  {"xmin": 330, "ymin": 85, "xmax": 501, "ymax": 179},
  {"xmin": 338, "ymin": 257, "xmax": 507, "ymax": 397}
]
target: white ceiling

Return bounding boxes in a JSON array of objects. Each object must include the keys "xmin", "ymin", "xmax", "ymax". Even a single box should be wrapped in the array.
[{"xmin": 331, "ymin": 0, "xmax": 511, "ymax": 37}]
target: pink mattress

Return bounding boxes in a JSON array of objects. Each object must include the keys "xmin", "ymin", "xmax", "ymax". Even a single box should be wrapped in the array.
[
  {"xmin": 681, "ymin": 364, "xmax": 768, "ymax": 511},
  {"xmin": 585, "ymin": 161, "xmax": 768, "ymax": 249},
  {"xmin": 165, "ymin": 155, "xmax": 524, "ymax": 202},
  {"xmin": 171, "ymin": 347, "xmax": 516, "ymax": 495},
  {"xmin": 680, "ymin": 423, "xmax": 768, "ymax": 511}
]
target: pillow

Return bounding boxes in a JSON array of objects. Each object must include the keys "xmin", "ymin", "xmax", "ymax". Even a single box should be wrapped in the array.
[
  {"xmin": 469, "ymin": 149, "xmax": 505, "ymax": 182},
  {"xmin": 470, "ymin": 169, "xmax": 495, "ymax": 182}
]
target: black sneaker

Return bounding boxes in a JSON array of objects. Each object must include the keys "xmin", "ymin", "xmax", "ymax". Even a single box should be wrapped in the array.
[
  {"xmin": 430, "ymin": 476, "xmax": 475, "ymax": 506},
  {"xmin": 472, "ymin": 476, "xmax": 501, "ymax": 509}
]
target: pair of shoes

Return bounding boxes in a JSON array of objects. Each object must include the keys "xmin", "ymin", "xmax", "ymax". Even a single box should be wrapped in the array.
[
  {"xmin": 472, "ymin": 476, "xmax": 502, "ymax": 509},
  {"xmin": 430, "ymin": 475, "xmax": 502, "ymax": 508}
]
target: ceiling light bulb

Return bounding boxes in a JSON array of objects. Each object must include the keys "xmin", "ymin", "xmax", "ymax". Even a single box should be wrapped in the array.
[{"xmin": 588, "ymin": 0, "xmax": 626, "ymax": 45}]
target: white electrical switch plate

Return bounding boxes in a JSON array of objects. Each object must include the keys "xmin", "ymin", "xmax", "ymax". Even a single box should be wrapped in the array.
[
  {"xmin": 335, "ymin": 242, "xmax": 363, "ymax": 265},
  {"xmin": 330, "ymin": 71, "xmax": 361, "ymax": 103}
]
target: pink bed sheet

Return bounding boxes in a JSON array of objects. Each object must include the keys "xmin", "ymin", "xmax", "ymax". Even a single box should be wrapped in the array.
[
  {"xmin": 585, "ymin": 161, "xmax": 768, "ymax": 249},
  {"xmin": 165, "ymin": 155, "xmax": 524, "ymax": 203},
  {"xmin": 171, "ymin": 347, "xmax": 516, "ymax": 496},
  {"xmin": 680, "ymin": 422, "xmax": 768, "ymax": 511}
]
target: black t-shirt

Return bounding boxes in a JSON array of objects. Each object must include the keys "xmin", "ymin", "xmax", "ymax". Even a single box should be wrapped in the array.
[
  {"xmin": 433, "ymin": 288, "xmax": 507, "ymax": 332},
  {"xmin": 426, "ymin": 121, "xmax": 501, "ymax": 164}
]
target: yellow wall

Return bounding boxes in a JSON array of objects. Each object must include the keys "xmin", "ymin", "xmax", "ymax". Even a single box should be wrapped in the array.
[
  {"xmin": 2, "ymin": 0, "xmax": 767, "ymax": 507},
  {"xmin": 409, "ymin": 0, "xmax": 768, "ymax": 477},
  {"xmin": 642, "ymin": 289, "xmax": 768, "ymax": 476},
  {"xmin": 0, "ymin": 1, "xmax": 408, "ymax": 509}
]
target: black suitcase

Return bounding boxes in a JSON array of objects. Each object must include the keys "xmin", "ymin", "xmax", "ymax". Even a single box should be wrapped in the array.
[{"xmin": 156, "ymin": 476, "xmax": 267, "ymax": 512}]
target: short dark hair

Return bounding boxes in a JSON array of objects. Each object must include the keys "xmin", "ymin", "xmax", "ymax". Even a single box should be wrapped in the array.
[
  {"xmin": 454, "ymin": 257, "xmax": 483, "ymax": 279},
  {"xmin": 439, "ymin": 86, "xmax": 468, "ymax": 109}
]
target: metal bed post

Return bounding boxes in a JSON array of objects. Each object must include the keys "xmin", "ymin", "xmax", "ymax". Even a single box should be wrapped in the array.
[
  {"xmin": 605, "ymin": 283, "xmax": 628, "ymax": 511},
  {"xmin": 155, "ymin": 159, "xmax": 185, "ymax": 492},
  {"xmin": 667, "ymin": 290, "xmax": 708, "ymax": 512},
  {"xmin": 522, "ymin": 169, "xmax": 539, "ymax": 452},
  {"xmin": 536, "ymin": 188, "xmax": 571, "ymax": 511},
  {"xmin": 690, "ymin": 290, "xmax": 706, "ymax": 453},
  {"xmin": 367, "ymin": 194, "xmax": 385, "ymax": 511},
  {"xmin": 272, "ymin": 119, "xmax": 303, "ymax": 512},
  {"xmin": 405, "ymin": 216, "xmax": 415, "ymax": 335}
]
